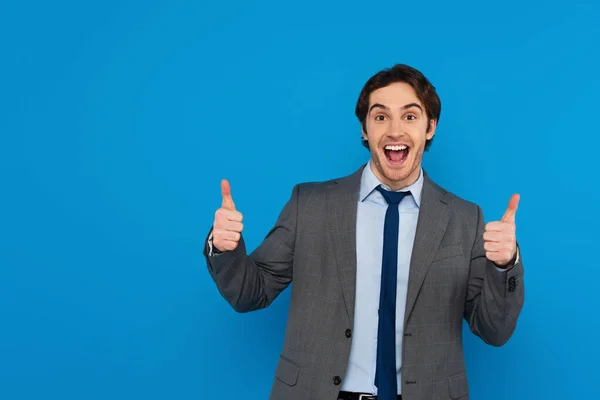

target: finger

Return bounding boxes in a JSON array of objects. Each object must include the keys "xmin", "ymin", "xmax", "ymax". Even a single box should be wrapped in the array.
[
  {"xmin": 215, "ymin": 208, "xmax": 243, "ymax": 223},
  {"xmin": 484, "ymin": 231, "xmax": 515, "ymax": 243},
  {"xmin": 501, "ymin": 193, "xmax": 520, "ymax": 223},
  {"xmin": 219, "ymin": 220, "xmax": 244, "ymax": 233},
  {"xmin": 221, "ymin": 179, "xmax": 236, "ymax": 211},
  {"xmin": 485, "ymin": 221, "xmax": 515, "ymax": 233},
  {"xmin": 484, "ymin": 241, "xmax": 502, "ymax": 252},
  {"xmin": 213, "ymin": 229, "xmax": 241, "ymax": 242},
  {"xmin": 214, "ymin": 239, "xmax": 238, "ymax": 252},
  {"xmin": 486, "ymin": 250, "xmax": 513, "ymax": 263},
  {"xmin": 483, "ymin": 231, "xmax": 506, "ymax": 242},
  {"xmin": 485, "ymin": 221, "xmax": 503, "ymax": 232}
]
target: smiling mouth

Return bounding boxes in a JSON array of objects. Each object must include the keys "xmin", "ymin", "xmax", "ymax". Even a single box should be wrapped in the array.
[{"xmin": 384, "ymin": 144, "xmax": 410, "ymax": 165}]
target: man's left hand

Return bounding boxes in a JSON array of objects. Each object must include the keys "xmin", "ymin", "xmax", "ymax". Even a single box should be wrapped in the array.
[{"xmin": 483, "ymin": 194, "xmax": 520, "ymax": 268}]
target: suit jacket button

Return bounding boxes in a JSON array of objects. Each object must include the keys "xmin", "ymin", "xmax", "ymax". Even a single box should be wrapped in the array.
[
  {"xmin": 508, "ymin": 276, "xmax": 517, "ymax": 292},
  {"xmin": 345, "ymin": 329, "xmax": 352, "ymax": 338},
  {"xmin": 333, "ymin": 376, "xmax": 342, "ymax": 385}
]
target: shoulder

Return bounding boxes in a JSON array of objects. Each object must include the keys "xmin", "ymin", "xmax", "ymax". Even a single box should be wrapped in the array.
[
  {"xmin": 295, "ymin": 177, "xmax": 338, "ymax": 192},
  {"xmin": 292, "ymin": 165, "xmax": 365, "ymax": 197},
  {"xmin": 427, "ymin": 176, "xmax": 482, "ymax": 218},
  {"xmin": 292, "ymin": 177, "xmax": 340, "ymax": 205}
]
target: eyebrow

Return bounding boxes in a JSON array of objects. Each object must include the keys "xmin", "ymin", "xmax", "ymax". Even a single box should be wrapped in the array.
[{"xmin": 369, "ymin": 102, "xmax": 423, "ymax": 113}]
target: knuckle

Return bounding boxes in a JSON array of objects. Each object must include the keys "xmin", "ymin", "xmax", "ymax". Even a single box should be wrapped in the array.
[{"xmin": 215, "ymin": 210, "xmax": 226, "ymax": 224}]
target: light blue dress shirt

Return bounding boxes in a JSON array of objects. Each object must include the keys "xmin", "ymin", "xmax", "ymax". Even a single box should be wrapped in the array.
[{"xmin": 341, "ymin": 160, "xmax": 424, "ymax": 395}]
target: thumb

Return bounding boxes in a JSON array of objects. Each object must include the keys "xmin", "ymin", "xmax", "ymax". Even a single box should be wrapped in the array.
[
  {"xmin": 501, "ymin": 193, "xmax": 520, "ymax": 223},
  {"xmin": 221, "ymin": 179, "xmax": 236, "ymax": 211}
]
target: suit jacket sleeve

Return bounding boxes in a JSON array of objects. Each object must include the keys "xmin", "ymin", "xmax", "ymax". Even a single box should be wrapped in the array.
[
  {"xmin": 202, "ymin": 185, "xmax": 298, "ymax": 313},
  {"xmin": 464, "ymin": 204, "xmax": 525, "ymax": 346}
]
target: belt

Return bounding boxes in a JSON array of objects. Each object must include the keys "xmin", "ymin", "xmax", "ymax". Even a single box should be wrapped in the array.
[{"xmin": 338, "ymin": 391, "xmax": 402, "ymax": 400}]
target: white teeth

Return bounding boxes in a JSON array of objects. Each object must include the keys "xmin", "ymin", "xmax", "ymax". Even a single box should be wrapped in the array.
[{"xmin": 385, "ymin": 145, "xmax": 408, "ymax": 151}]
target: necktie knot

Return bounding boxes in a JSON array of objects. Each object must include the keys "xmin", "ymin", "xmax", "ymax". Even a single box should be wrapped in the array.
[{"xmin": 376, "ymin": 185, "xmax": 409, "ymax": 205}]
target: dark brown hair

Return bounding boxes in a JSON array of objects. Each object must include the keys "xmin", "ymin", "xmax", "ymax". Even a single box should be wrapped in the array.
[{"xmin": 355, "ymin": 64, "xmax": 441, "ymax": 150}]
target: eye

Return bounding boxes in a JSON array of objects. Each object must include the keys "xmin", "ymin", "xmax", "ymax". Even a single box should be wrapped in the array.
[
  {"xmin": 374, "ymin": 115, "xmax": 386, "ymax": 121},
  {"xmin": 405, "ymin": 114, "xmax": 417, "ymax": 121}
]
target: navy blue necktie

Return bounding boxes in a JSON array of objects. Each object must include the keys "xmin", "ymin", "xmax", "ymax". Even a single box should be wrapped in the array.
[{"xmin": 375, "ymin": 185, "xmax": 409, "ymax": 400}]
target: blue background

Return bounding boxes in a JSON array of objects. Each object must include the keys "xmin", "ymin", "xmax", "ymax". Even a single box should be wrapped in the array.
[{"xmin": 1, "ymin": 0, "xmax": 599, "ymax": 399}]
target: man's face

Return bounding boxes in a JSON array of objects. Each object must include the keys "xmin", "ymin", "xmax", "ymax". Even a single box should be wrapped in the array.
[{"xmin": 362, "ymin": 82, "xmax": 436, "ymax": 190}]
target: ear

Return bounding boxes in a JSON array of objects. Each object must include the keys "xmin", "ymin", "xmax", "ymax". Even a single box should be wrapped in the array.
[
  {"xmin": 361, "ymin": 122, "xmax": 369, "ymax": 141},
  {"xmin": 426, "ymin": 119, "xmax": 437, "ymax": 140}
]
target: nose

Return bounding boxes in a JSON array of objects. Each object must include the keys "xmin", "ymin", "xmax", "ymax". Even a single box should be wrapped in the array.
[{"xmin": 387, "ymin": 118, "xmax": 406, "ymax": 138}]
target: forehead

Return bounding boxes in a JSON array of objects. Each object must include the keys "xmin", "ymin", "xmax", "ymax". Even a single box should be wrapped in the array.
[{"xmin": 369, "ymin": 82, "xmax": 422, "ymax": 108}]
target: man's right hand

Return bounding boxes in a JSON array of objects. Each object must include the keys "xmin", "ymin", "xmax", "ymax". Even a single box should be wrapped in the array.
[{"xmin": 212, "ymin": 179, "xmax": 244, "ymax": 252}]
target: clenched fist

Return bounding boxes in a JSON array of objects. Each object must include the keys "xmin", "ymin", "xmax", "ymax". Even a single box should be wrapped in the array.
[
  {"xmin": 212, "ymin": 179, "xmax": 244, "ymax": 252},
  {"xmin": 484, "ymin": 194, "xmax": 520, "ymax": 267}
]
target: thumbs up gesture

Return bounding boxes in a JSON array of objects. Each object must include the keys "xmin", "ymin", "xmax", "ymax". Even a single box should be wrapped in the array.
[
  {"xmin": 212, "ymin": 179, "xmax": 244, "ymax": 252},
  {"xmin": 483, "ymin": 194, "xmax": 520, "ymax": 267}
]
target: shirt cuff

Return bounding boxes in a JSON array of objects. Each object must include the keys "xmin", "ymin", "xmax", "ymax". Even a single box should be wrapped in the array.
[{"xmin": 207, "ymin": 232, "xmax": 221, "ymax": 257}]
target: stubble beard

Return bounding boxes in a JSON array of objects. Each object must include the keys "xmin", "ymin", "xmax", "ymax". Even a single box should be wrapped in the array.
[{"xmin": 370, "ymin": 145, "xmax": 424, "ymax": 189}]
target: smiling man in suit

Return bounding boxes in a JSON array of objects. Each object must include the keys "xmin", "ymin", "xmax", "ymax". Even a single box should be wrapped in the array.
[{"xmin": 203, "ymin": 64, "xmax": 525, "ymax": 400}]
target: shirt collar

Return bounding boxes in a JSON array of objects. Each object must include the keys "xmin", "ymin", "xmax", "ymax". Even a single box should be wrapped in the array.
[{"xmin": 359, "ymin": 160, "xmax": 424, "ymax": 207}]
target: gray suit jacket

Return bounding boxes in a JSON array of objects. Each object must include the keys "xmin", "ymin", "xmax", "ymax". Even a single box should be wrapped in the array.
[{"xmin": 203, "ymin": 165, "xmax": 525, "ymax": 400}]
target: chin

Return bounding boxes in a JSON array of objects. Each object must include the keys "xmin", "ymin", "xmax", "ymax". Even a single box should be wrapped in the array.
[
  {"xmin": 383, "ymin": 167, "xmax": 414, "ymax": 186},
  {"xmin": 371, "ymin": 149, "xmax": 420, "ymax": 188}
]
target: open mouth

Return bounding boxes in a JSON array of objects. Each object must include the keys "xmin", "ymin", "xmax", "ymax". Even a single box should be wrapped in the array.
[{"xmin": 384, "ymin": 144, "xmax": 410, "ymax": 166}]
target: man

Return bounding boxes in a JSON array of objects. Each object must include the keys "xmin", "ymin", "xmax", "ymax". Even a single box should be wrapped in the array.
[{"xmin": 203, "ymin": 64, "xmax": 525, "ymax": 400}]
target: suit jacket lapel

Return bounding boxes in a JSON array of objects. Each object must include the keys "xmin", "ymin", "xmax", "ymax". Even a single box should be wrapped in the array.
[
  {"xmin": 327, "ymin": 165, "xmax": 364, "ymax": 327},
  {"xmin": 404, "ymin": 171, "xmax": 451, "ymax": 326}
]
